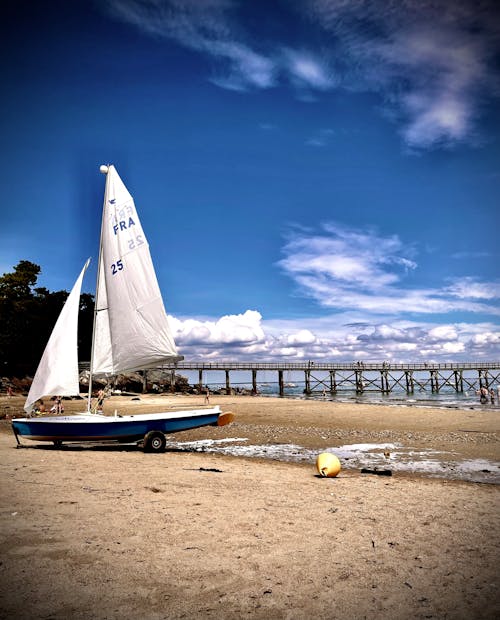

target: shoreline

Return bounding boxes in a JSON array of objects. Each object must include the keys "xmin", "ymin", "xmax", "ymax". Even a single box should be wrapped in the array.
[{"xmin": 256, "ymin": 390, "xmax": 500, "ymax": 412}]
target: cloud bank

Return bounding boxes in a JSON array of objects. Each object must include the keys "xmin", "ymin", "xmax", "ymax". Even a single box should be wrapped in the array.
[
  {"xmin": 104, "ymin": 0, "xmax": 500, "ymax": 148},
  {"xmin": 169, "ymin": 310, "xmax": 500, "ymax": 363}
]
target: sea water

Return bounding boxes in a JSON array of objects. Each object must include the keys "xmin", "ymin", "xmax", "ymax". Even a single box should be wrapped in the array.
[{"xmin": 180, "ymin": 369, "xmax": 499, "ymax": 410}]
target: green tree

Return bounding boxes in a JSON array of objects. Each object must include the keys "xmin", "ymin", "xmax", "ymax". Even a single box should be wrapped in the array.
[
  {"xmin": 0, "ymin": 260, "xmax": 40, "ymax": 299},
  {"xmin": 0, "ymin": 261, "xmax": 94, "ymax": 377}
]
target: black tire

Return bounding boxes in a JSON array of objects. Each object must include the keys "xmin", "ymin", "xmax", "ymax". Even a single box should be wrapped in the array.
[
  {"xmin": 143, "ymin": 430, "xmax": 166, "ymax": 453},
  {"xmin": 53, "ymin": 440, "xmax": 63, "ymax": 448}
]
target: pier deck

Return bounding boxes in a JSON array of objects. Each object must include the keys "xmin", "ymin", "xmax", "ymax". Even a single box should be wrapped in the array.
[{"xmin": 79, "ymin": 361, "xmax": 500, "ymax": 396}]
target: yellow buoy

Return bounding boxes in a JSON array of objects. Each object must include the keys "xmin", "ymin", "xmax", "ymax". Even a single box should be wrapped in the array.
[{"xmin": 316, "ymin": 452, "xmax": 341, "ymax": 477}]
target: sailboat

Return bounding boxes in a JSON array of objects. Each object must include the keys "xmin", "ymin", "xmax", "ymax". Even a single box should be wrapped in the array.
[{"xmin": 12, "ymin": 165, "xmax": 233, "ymax": 452}]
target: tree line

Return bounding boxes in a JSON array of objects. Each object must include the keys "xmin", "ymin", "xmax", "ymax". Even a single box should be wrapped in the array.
[{"xmin": 0, "ymin": 261, "xmax": 93, "ymax": 378}]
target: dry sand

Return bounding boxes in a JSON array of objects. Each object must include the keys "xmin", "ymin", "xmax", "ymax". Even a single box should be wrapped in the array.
[{"xmin": 0, "ymin": 394, "xmax": 499, "ymax": 619}]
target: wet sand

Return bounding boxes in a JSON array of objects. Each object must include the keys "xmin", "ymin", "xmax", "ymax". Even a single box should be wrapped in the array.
[{"xmin": 0, "ymin": 394, "xmax": 499, "ymax": 619}]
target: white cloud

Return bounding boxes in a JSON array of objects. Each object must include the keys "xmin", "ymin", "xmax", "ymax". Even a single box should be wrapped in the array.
[
  {"xmin": 447, "ymin": 278, "xmax": 500, "ymax": 300},
  {"xmin": 442, "ymin": 341, "xmax": 465, "ymax": 354},
  {"xmin": 286, "ymin": 329, "xmax": 317, "ymax": 346},
  {"xmin": 471, "ymin": 331, "xmax": 500, "ymax": 346},
  {"xmin": 208, "ymin": 41, "xmax": 277, "ymax": 91},
  {"xmin": 279, "ymin": 224, "xmax": 416, "ymax": 292},
  {"xmin": 304, "ymin": 0, "xmax": 500, "ymax": 148},
  {"xmin": 278, "ymin": 223, "xmax": 500, "ymax": 316},
  {"xmin": 393, "ymin": 342, "xmax": 417, "ymax": 352},
  {"xmin": 376, "ymin": 24, "xmax": 485, "ymax": 147},
  {"xmin": 428, "ymin": 325, "xmax": 458, "ymax": 342},
  {"xmin": 283, "ymin": 50, "xmax": 335, "ymax": 91},
  {"xmin": 277, "ymin": 347, "xmax": 304, "ymax": 357},
  {"xmin": 168, "ymin": 310, "xmax": 500, "ymax": 362},
  {"xmin": 103, "ymin": 0, "xmax": 500, "ymax": 148},
  {"xmin": 169, "ymin": 309, "xmax": 265, "ymax": 348},
  {"xmin": 369, "ymin": 325, "xmax": 408, "ymax": 341},
  {"xmin": 104, "ymin": 0, "xmax": 232, "ymax": 45},
  {"xmin": 104, "ymin": 0, "xmax": 278, "ymax": 91}
]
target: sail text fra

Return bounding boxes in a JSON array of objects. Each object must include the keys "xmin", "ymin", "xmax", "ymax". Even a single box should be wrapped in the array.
[{"xmin": 113, "ymin": 217, "xmax": 136, "ymax": 235}]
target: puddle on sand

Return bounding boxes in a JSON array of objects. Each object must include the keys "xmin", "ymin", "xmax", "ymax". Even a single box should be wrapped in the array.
[{"xmin": 165, "ymin": 438, "xmax": 500, "ymax": 484}]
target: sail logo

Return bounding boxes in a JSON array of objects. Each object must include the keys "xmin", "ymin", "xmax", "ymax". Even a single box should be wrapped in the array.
[{"xmin": 113, "ymin": 217, "xmax": 136, "ymax": 235}]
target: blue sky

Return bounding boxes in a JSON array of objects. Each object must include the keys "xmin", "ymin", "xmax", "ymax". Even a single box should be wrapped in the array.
[{"xmin": 1, "ymin": 0, "xmax": 499, "ymax": 362}]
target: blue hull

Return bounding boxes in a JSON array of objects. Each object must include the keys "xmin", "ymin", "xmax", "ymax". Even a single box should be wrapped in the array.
[{"xmin": 12, "ymin": 411, "xmax": 221, "ymax": 444}]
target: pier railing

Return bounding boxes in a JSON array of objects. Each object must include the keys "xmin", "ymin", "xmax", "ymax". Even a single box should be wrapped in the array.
[
  {"xmin": 167, "ymin": 361, "xmax": 500, "ymax": 371},
  {"xmin": 80, "ymin": 361, "xmax": 500, "ymax": 395}
]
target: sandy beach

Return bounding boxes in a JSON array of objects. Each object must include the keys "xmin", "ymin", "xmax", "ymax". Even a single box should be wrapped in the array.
[{"xmin": 1, "ymin": 394, "xmax": 499, "ymax": 619}]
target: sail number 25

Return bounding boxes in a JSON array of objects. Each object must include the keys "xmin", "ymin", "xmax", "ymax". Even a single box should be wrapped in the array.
[
  {"xmin": 111, "ymin": 260, "xmax": 124, "ymax": 275},
  {"xmin": 128, "ymin": 235, "xmax": 144, "ymax": 250}
]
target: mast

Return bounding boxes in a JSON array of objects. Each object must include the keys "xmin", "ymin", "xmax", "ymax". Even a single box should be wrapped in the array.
[{"xmin": 87, "ymin": 164, "xmax": 110, "ymax": 412}]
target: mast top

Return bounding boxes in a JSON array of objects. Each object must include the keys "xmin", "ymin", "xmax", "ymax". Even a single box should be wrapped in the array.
[{"xmin": 99, "ymin": 165, "xmax": 109, "ymax": 174}]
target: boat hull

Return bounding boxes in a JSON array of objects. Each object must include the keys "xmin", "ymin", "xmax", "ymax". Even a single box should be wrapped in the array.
[{"xmin": 12, "ymin": 407, "xmax": 224, "ymax": 444}]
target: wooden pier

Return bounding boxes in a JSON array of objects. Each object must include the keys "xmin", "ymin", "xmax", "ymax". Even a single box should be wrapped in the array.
[{"xmin": 156, "ymin": 361, "xmax": 500, "ymax": 396}]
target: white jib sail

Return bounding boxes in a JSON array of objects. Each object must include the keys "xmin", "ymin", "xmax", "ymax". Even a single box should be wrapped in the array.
[
  {"xmin": 91, "ymin": 165, "xmax": 179, "ymax": 375},
  {"xmin": 24, "ymin": 259, "xmax": 90, "ymax": 414}
]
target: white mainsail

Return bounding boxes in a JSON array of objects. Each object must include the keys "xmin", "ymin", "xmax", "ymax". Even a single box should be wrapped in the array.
[
  {"xmin": 24, "ymin": 260, "xmax": 90, "ymax": 414},
  {"xmin": 91, "ymin": 165, "xmax": 179, "ymax": 375}
]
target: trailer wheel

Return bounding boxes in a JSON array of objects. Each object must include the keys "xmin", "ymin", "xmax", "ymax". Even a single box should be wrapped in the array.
[{"xmin": 143, "ymin": 431, "xmax": 166, "ymax": 453}]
